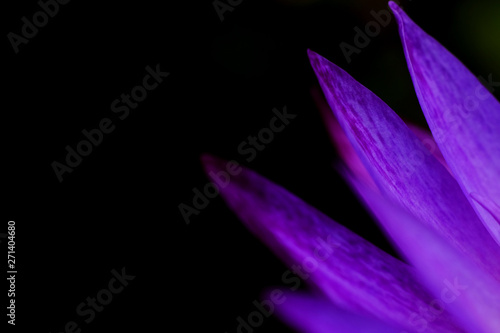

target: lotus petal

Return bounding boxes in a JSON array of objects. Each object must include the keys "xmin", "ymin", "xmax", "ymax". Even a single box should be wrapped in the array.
[
  {"xmin": 202, "ymin": 154, "xmax": 462, "ymax": 332},
  {"xmin": 273, "ymin": 292, "xmax": 404, "ymax": 333},
  {"xmin": 308, "ymin": 49, "xmax": 500, "ymax": 281},
  {"xmin": 347, "ymin": 172, "xmax": 500, "ymax": 333},
  {"xmin": 390, "ymin": 1, "xmax": 500, "ymax": 245}
]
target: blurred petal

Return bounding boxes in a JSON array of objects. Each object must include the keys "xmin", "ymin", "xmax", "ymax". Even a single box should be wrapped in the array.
[
  {"xmin": 202, "ymin": 155, "xmax": 462, "ymax": 332},
  {"xmin": 347, "ymin": 173, "xmax": 500, "ymax": 333},
  {"xmin": 307, "ymin": 49, "xmax": 500, "ymax": 281},
  {"xmin": 273, "ymin": 292, "xmax": 403, "ymax": 333},
  {"xmin": 390, "ymin": 1, "xmax": 500, "ymax": 245}
]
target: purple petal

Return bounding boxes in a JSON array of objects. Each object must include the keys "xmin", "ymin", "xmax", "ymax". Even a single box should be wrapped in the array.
[
  {"xmin": 471, "ymin": 193, "xmax": 500, "ymax": 225},
  {"xmin": 273, "ymin": 292, "xmax": 403, "ymax": 333},
  {"xmin": 347, "ymin": 173, "xmax": 500, "ymax": 333},
  {"xmin": 312, "ymin": 86, "xmax": 378, "ymax": 190},
  {"xmin": 202, "ymin": 155, "xmax": 463, "ymax": 332},
  {"xmin": 314, "ymin": 85, "xmax": 452, "ymax": 185},
  {"xmin": 390, "ymin": 1, "xmax": 500, "ymax": 245},
  {"xmin": 407, "ymin": 124, "xmax": 451, "ymax": 174},
  {"xmin": 307, "ymin": 49, "xmax": 500, "ymax": 281}
]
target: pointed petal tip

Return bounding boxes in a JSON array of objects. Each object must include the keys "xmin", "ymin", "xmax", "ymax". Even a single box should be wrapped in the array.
[
  {"xmin": 389, "ymin": 1, "xmax": 409, "ymax": 28},
  {"xmin": 200, "ymin": 152, "xmax": 215, "ymax": 168},
  {"xmin": 388, "ymin": 1, "xmax": 402, "ymax": 13},
  {"xmin": 199, "ymin": 152, "xmax": 213, "ymax": 164},
  {"xmin": 306, "ymin": 48, "xmax": 316, "ymax": 59},
  {"xmin": 307, "ymin": 50, "xmax": 352, "ymax": 90},
  {"xmin": 390, "ymin": 0, "xmax": 500, "ymax": 237},
  {"xmin": 307, "ymin": 49, "xmax": 321, "ymax": 68},
  {"xmin": 200, "ymin": 153, "xmax": 227, "ymax": 176},
  {"xmin": 307, "ymin": 49, "xmax": 335, "ymax": 73}
]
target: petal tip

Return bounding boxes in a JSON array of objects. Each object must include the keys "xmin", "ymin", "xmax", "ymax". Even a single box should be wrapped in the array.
[
  {"xmin": 388, "ymin": 1, "xmax": 408, "ymax": 27},
  {"xmin": 200, "ymin": 153, "xmax": 226, "ymax": 176},
  {"xmin": 306, "ymin": 48, "xmax": 317, "ymax": 59},
  {"xmin": 388, "ymin": 1, "xmax": 402, "ymax": 13},
  {"xmin": 307, "ymin": 49, "xmax": 322, "ymax": 69}
]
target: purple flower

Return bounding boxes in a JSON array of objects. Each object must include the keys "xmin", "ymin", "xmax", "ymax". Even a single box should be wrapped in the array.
[{"xmin": 203, "ymin": 2, "xmax": 500, "ymax": 332}]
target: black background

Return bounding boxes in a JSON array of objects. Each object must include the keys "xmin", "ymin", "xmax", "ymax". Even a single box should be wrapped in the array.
[{"xmin": 4, "ymin": 0, "xmax": 499, "ymax": 332}]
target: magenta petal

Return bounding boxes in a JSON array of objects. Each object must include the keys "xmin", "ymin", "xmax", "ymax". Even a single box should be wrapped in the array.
[
  {"xmin": 202, "ymin": 155, "xmax": 462, "ymax": 332},
  {"xmin": 347, "ymin": 174, "xmax": 500, "ymax": 333},
  {"xmin": 307, "ymin": 49, "xmax": 500, "ymax": 281},
  {"xmin": 273, "ymin": 292, "xmax": 403, "ymax": 333},
  {"xmin": 390, "ymin": 1, "xmax": 500, "ymax": 245}
]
